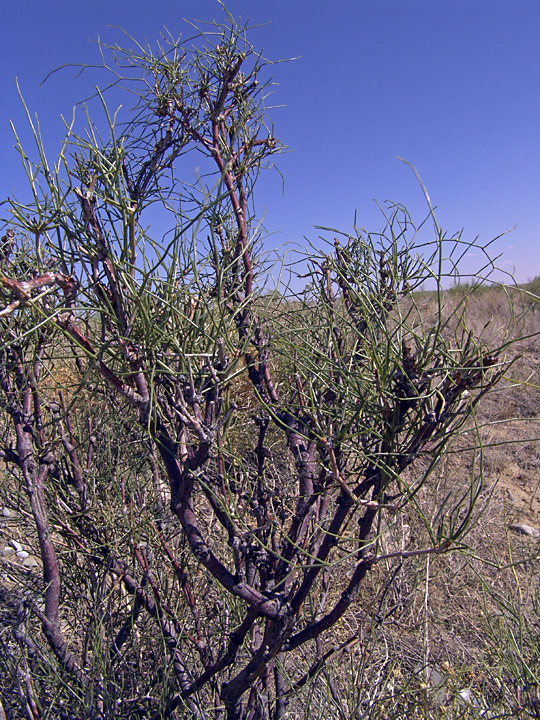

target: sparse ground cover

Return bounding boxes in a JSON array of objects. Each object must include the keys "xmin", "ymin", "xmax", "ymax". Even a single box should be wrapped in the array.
[
  {"xmin": 313, "ymin": 285, "xmax": 540, "ymax": 719},
  {"xmin": 1, "ymin": 283, "xmax": 539, "ymax": 719}
]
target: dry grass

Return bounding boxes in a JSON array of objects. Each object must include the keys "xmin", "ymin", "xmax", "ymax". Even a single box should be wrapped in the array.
[
  {"xmin": 304, "ymin": 284, "xmax": 540, "ymax": 719},
  {"xmin": 1, "ymin": 284, "xmax": 539, "ymax": 719}
]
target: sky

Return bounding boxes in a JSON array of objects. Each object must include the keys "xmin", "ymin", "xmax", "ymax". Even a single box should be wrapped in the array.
[{"xmin": 1, "ymin": 0, "xmax": 539, "ymax": 284}]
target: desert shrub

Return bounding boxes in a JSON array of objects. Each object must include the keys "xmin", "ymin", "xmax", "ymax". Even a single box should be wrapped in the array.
[
  {"xmin": 522, "ymin": 275, "xmax": 540, "ymax": 301},
  {"xmin": 0, "ymin": 6, "xmax": 534, "ymax": 720}
]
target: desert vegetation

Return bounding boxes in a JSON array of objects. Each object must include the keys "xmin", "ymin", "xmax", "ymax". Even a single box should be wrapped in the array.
[{"xmin": 0, "ymin": 6, "xmax": 539, "ymax": 719}]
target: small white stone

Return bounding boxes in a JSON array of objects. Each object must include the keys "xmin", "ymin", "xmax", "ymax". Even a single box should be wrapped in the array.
[
  {"xmin": 1, "ymin": 507, "xmax": 12, "ymax": 518},
  {"xmin": 2, "ymin": 546, "xmax": 15, "ymax": 556},
  {"xmin": 510, "ymin": 523, "xmax": 540, "ymax": 538},
  {"xmin": 9, "ymin": 539, "xmax": 23, "ymax": 552},
  {"xmin": 458, "ymin": 687, "xmax": 475, "ymax": 704},
  {"xmin": 16, "ymin": 550, "xmax": 30, "ymax": 559}
]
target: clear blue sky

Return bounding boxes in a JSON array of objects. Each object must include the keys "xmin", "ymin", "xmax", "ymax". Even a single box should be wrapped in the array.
[{"xmin": 1, "ymin": 0, "xmax": 539, "ymax": 283}]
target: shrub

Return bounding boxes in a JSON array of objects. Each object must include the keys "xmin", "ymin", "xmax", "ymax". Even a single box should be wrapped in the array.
[{"xmin": 0, "ymin": 6, "xmax": 525, "ymax": 719}]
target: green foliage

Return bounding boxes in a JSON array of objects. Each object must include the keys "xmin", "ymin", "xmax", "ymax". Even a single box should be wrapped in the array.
[{"xmin": 521, "ymin": 275, "xmax": 540, "ymax": 304}]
